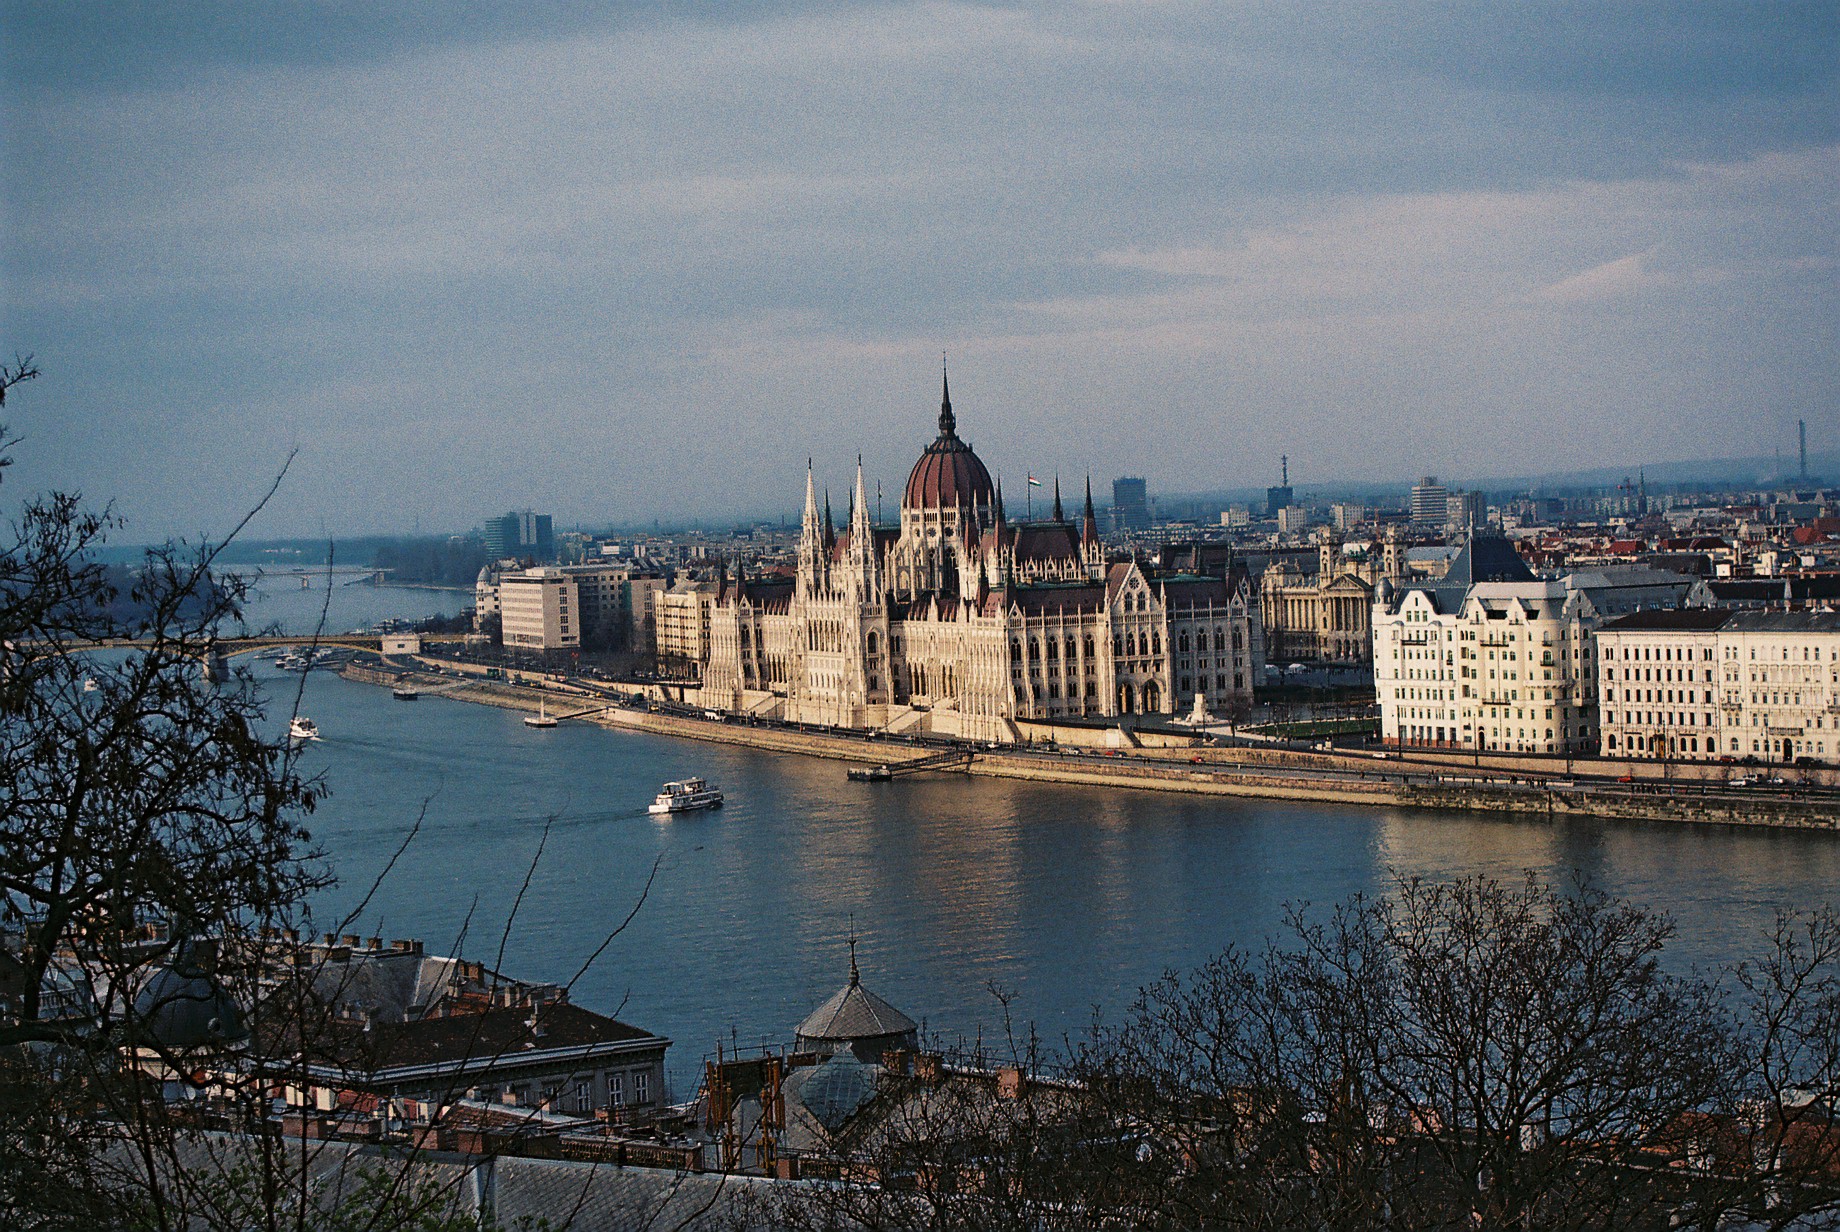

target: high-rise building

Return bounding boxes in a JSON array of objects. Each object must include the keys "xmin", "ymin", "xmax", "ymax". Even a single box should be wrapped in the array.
[
  {"xmin": 1112, "ymin": 477, "xmax": 1150, "ymax": 533},
  {"xmin": 1266, "ymin": 455, "xmax": 1294, "ymax": 518},
  {"xmin": 483, "ymin": 510, "xmax": 555, "ymax": 563},
  {"xmin": 1410, "ymin": 477, "xmax": 1448, "ymax": 526},
  {"xmin": 1446, "ymin": 490, "xmax": 1486, "ymax": 531}
]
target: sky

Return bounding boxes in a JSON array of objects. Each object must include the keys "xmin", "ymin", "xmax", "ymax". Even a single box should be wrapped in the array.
[{"xmin": 3, "ymin": 2, "xmax": 1836, "ymax": 541}]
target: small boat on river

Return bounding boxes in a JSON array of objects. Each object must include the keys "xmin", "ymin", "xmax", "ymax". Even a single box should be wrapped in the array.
[
  {"xmin": 524, "ymin": 699, "xmax": 558, "ymax": 728},
  {"xmin": 648, "ymin": 777, "xmax": 724, "ymax": 814},
  {"xmin": 288, "ymin": 716, "xmax": 320, "ymax": 743}
]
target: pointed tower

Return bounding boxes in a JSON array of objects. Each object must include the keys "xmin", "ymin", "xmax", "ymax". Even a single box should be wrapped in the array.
[
  {"xmin": 849, "ymin": 457, "xmax": 881, "ymax": 601},
  {"xmin": 939, "ymin": 360, "xmax": 955, "ymax": 437},
  {"xmin": 823, "ymin": 490, "xmax": 836, "ymax": 554},
  {"xmin": 1051, "ymin": 475, "xmax": 1064, "ymax": 523},
  {"xmin": 798, "ymin": 462, "xmax": 824, "ymax": 595},
  {"xmin": 1082, "ymin": 476, "xmax": 1102, "ymax": 573}
]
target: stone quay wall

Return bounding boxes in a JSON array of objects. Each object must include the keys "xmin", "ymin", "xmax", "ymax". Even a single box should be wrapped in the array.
[{"xmin": 340, "ymin": 664, "xmax": 1839, "ymax": 832}]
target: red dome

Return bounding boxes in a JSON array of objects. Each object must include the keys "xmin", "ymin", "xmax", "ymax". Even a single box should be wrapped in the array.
[
  {"xmin": 905, "ymin": 436, "xmax": 994, "ymax": 511},
  {"xmin": 902, "ymin": 372, "xmax": 995, "ymax": 513}
]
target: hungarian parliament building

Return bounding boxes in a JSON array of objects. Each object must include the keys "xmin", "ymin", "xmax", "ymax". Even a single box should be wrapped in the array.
[{"xmin": 691, "ymin": 378, "xmax": 1261, "ymax": 742}]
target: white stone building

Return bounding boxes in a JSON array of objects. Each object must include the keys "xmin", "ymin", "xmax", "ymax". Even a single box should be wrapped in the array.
[
  {"xmin": 1376, "ymin": 538, "xmax": 1717, "ymax": 756},
  {"xmin": 1599, "ymin": 610, "xmax": 1840, "ymax": 765},
  {"xmin": 692, "ymin": 377, "xmax": 1260, "ymax": 741}
]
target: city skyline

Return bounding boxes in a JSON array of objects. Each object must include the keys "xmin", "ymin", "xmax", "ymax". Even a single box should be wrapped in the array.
[{"xmin": 3, "ymin": 3, "xmax": 1835, "ymax": 541}]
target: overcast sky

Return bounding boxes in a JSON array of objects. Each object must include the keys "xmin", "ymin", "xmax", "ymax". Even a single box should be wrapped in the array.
[{"xmin": 3, "ymin": 2, "xmax": 1835, "ymax": 540}]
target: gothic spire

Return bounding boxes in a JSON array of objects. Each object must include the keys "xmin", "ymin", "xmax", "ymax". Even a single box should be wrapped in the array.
[
  {"xmin": 1052, "ymin": 474, "xmax": 1064, "ymax": 522},
  {"xmin": 823, "ymin": 489, "xmax": 835, "ymax": 550},
  {"xmin": 938, "ymin": 356, "xmax": 956, "ymax": 438},
  {"xmin": 852, "ymin": 458, "xmax": 872, "ymax": 533},
  {"xmin": 995, "ymin": 476, "xmax": 1006, "ymax": 526},
  {"xmin": 1083, "ymin": 475, "xmax": 1098, "ymax": 543}
]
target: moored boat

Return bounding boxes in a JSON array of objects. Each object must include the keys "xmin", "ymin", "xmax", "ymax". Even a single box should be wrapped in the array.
[{"xmin": 524, "ymin": 699, "xmax": 558, "ymax": 728}]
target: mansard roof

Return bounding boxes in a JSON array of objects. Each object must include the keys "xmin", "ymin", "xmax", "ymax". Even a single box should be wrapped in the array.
[
  {"xmin": 1393, "ymin": 531, "xmax": 1537, "ymax": 615},
  {"xmin": 1599, "ymin": 610, "xmax": 1734, "ymax": 633},
  {"xmin": 1010, "ymin": 522, "xmax": 1084, "ymax": 565},
  {"xmin": 1158, "ymin": 575, "xmax": 1240, "ymax": 608},
  {"xmin": 1008, "ymin": 583, "xmax": 1106, "ymax": 615}
]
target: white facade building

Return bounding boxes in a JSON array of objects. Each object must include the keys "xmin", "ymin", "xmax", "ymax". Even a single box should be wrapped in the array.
[
  {"xmin": 692, "ymin": 377, "xmax": 1260, "ymax": 741},
  {"xmin": 499, "ymin": 568, "xmax": 579, "ymax": 653},
  {"xmin": 1377, "ymin": 537, "xmax": 1719, "ymax": 758},
  {"xmin": 1599, "ymin": 610, "xmax": 1840, "ymax": 765},
  {"xmin": 656, "ymin": 582, "xmax": 716, "ymax": 670}
]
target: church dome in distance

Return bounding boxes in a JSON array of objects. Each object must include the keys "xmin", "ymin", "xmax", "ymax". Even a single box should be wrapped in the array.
[{"xmin": 903, "ymin": 370, "xmax": 995, "ymax": 514}]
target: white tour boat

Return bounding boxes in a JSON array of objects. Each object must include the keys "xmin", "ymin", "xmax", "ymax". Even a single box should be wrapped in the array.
[
  {"xmin": 288, "ymin": 716, "xmax": 321, "ymax": 743},
  {"xmin": 647, "ymin": 777, "xmax": 724, "ymax": 815}
]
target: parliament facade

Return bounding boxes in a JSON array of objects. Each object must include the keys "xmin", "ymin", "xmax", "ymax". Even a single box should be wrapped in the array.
[{"xmin": 693, "ymin": 379, "xmax": 1260, "ymax": 743}]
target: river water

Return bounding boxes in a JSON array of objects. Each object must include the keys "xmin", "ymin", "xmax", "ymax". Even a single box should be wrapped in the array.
[{"xmin": 242, "ymin": 578, "xmax": 1840, "ymax": 1096}]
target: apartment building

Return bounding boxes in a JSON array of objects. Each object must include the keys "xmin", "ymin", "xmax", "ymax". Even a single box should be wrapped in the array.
[
  {"xmin": 1374, "ymin": 535, "xmax": 1706, "ymax": 755},
  {"xmin": 1599, "ymin": 610, "xmax": 1840, "ymax": 765}
]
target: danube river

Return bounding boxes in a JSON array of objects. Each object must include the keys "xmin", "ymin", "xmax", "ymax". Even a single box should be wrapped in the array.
[{"xmin": 248, "ymin": 578, "xmax": 1840, "ymax": 1096}]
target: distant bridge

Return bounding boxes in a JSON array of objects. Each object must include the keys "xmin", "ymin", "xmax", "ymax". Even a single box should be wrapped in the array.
[{"xmin": 90, "ymin": 635, "xmax": 387, "ymax": 656}]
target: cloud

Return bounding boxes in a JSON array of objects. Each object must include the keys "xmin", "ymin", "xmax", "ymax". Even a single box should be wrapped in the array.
[
  {"xmin": 1, "ymin": 2, "xmax": 1834, "ymax": 536},
  {"xmin": 1537, "ymin": 252, "xmax": 1666, "ymax": 304}
]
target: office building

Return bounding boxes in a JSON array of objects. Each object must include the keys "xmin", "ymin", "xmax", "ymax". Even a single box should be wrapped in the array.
[
  {"xmin": 1112, "ymin": 477, "xmax": 1150, "ymax": 533},
  {"xmin": 483, "ymin": 510, "xmax": 555, "ymax": 564},
  {"xmin": 1410, "ymin": 478, "xmax": 1448, "ymax": 527},
  {"xmin": 499, "ymin": 568, "xmax": 578, "ymax": 653}
]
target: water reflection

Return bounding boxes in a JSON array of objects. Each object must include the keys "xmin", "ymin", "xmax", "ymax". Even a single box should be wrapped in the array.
[{"xmin": 279, "ymin": 666, "xmax": 1840, "ymax": 1095}]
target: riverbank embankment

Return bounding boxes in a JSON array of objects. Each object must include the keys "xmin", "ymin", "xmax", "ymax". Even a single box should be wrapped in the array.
[{"xmin": 340, "ymin": 663, "xmax": 1840, "ymax": 833}]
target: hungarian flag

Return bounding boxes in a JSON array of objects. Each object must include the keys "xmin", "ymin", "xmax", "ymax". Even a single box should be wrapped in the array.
[{"xmin": 1026, "ymin": 475, "xmax": 1043, "ymax": 487}]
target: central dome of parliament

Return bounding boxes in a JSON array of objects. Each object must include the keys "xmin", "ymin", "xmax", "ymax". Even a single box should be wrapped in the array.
[{"xmin": 902, "ymin": 372, "xmax": 995, "ymax": 513}]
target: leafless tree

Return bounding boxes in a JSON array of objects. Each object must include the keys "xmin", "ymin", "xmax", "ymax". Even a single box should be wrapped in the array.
[{"xmin": 773, "ymin": 875, "xmax": 1840, "ymax": 1231}]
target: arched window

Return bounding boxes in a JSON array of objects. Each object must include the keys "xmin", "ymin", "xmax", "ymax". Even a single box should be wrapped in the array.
[
  {"xmin": 1084, "ymin": 635, "xmax": 1095, "ymax": 658},
  {"xmin": 1029, "ymin": 637, "xmax": 1041, "ymax": 661},
  {"xmin": 1178, "ymin": 632, "xmax": 1190, "ymax": 652},
  {"xmin": 1010, "ymin": 640, "xmax": 1022, "ymax": 660}
]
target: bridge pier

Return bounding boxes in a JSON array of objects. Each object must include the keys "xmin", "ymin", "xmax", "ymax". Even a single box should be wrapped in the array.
[{"xmin": 202, "ymin": 647, "xmax": 231, "ymax": 682}]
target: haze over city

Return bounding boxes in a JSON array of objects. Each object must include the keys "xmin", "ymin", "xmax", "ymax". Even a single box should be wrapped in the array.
[{"xmin": 3, "ymin": 2, "xmax": 1835, "ymax": 540}]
